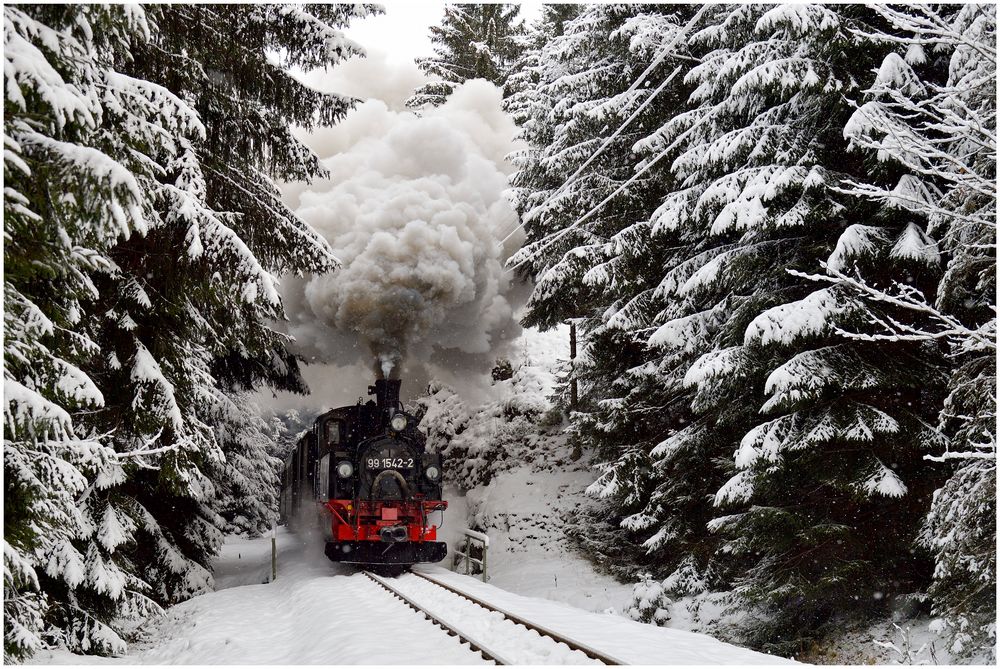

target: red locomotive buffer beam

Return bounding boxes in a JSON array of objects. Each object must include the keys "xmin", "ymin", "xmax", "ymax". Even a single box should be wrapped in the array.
[{"xmin": 322, "ymin": 499, "xmax": 449, "ymax": 564}]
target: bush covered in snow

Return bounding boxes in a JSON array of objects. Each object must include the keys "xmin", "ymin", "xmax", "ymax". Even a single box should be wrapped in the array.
[
  {"xmin": 415, "ymin": 339, "xmax": 566, "ymax": 490},
  {"xmin": 624, "ymin": 574, "xmax": 672, "ymax": 627}
]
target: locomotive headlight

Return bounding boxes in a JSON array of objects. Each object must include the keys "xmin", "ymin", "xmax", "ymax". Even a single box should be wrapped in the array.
[
  {"xmin": 425, "ymin": 465, "xmax": 440, "ymax": 481},
  {"xmin": 336, "ymin": 461, "xmax": 353, "ymax": 478},
  {"xmin": 390, "ymin": 413, "xmax": 407, "ymax": 431}
]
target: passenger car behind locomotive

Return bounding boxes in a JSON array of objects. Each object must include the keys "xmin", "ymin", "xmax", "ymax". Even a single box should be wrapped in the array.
[{"xmin": 279, "ymin": 379, "xmax": 447, "ymax": 566}]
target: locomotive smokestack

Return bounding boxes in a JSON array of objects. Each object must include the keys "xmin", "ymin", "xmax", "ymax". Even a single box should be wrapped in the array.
[{"xmin": 369, "ymin": 379, "xmax": 401, "ymax": 413}]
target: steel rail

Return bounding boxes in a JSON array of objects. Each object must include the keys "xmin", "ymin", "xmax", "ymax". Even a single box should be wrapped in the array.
[
  {"xmin": 363, "ymin": 571, "xmax": 512, "ymax": 666},
  {"xmin": 412, "ymin": 570, "xmax": 627, "ymax": 665}
]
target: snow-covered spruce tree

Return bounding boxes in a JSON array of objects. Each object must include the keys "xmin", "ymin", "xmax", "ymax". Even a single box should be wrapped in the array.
[
  {"xmin": 624, "ymin": 573, "xmax": 672, "ymax": 626},
  {"xmin": 214, "ymin": 395, "xmax": 282, "ymax": 537},
  {"xmin": 507, "ymin": 5, "xmax": 708, "ymax": 579},
  {"xmin": 5, "ymin": 3, "xmax": 376, "ymax": 659},
  {"xmin": 653, "ymin": 5, "xmax": 948, "ymax": 651},
  {"xmin": 259, "ymin": 408, "xmax": 319, "ymax": 515},
  {"xmin": 413, "ymin": 358, "xmax": 560, "ymax": 492},
  {"xmin": 407, "ymin": 4, "xmax": 525, "ymax": 108},
  {"xmin": 412, "ymin": 382, "xmax": 472, "ymax": 483},
  {"xmin": 77, "ymin": 3, "xmax": 376, "ymax": 610},
  {"xmin": 503, "ymin": 4, "xmax": 581, "ymax": 129},
  {"xmin": 827, "ymin": 5, "xmax": 996, "ymax": 660},
  {"xmin": 266, "ymin": 408, "xmax": 318, "ymax": 463},
  {"xmin": 3, "ymin": 5, "xmax": 210, "ymax": 657}
]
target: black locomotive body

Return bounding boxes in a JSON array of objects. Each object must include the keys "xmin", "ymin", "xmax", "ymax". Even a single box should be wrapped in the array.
[{"xmin": 279, "ymin": 379, "xmax": 447, "ymax": 565}]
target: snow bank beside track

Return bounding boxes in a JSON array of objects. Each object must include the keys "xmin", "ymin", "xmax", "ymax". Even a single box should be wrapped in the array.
[
  {"xmin": 414, "ymin": 565, "xmax": 796, "ymax": 665},
  {"xmin": 29, "ymin": 530, "xmax": 486, "ymax": 665},
  {"xmin": 30, "ymin": 530, "xmax": 795, "ymax": 665}
]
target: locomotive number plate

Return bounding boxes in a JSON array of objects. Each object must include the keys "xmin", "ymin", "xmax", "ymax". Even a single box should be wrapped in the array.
[{"xmin": 366, "ymin": 457, "xmax": 414, "ymax": 470}]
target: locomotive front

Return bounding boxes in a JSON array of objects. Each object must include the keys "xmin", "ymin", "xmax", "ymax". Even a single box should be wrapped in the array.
[{"xmin": 303, "ymin": 379, "xmax": 448, "ymax": 566}]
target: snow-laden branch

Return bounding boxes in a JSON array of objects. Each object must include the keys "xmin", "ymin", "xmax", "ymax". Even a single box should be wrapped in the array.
[
  {"xmin": 790, "ymin": 264, "xmax": 997, "ymax": 352},
  {"xmin": 853, "ymin": 4, "xmax": 996, "ymax": 62},
  {"xmin": 505, "ymin": 6, "xmax": 711, "ymax": 265},
  {"xmin": 116, "ymin": 430, "xmax": 180, "ymax": 459}
]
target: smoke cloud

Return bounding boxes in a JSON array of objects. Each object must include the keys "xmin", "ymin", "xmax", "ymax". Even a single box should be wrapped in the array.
[{"xmin": 280, "ymin": 67, "xmax": 525, "ymax": 387}]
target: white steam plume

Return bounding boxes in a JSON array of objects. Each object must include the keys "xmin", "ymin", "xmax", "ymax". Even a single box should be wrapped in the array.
[{"xmin": 285, "ymin": 79, "xmax": 523, "ymax": 379}]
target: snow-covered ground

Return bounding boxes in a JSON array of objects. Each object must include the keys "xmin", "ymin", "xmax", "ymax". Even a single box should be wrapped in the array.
[
  {"xmin": 29, "ymin": 530, "xmax": 487, "ymax": 665},
  {"xmin": 25, "ymin": 326, "xmax": 945, "ymax": 666},
  {"xmin": 416, "ymin": 325, "xmax": 641, "ymax": 615},
  {"xmin": 461, "ymin": 466, "xmax": 634, "ymax": 615},
  {"xmin": 804, "ymin": 616, "xmax": 989, "ymax": 666},
  {"xmin": 29, "ymin": 529, "xmax": 791, "ymax": 665},
  {"xmin": 412, "ymin": 567, "xmax": 793, "ymax": 665}
]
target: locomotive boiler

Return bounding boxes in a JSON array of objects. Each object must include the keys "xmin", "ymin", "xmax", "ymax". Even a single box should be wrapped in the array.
[{"xmin": 279, "ymin": 379, "xmax": 447, "ymax": 566}]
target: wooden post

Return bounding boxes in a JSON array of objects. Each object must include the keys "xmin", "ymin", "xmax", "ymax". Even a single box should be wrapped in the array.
[
  {"xmin": 271, "ymin": 524, "xmax": 277, "ymax": 582},
  {"xmin": 481, "ymin": 543, "xmax": 488, "ymax": 583},
  {"xmin": 569, "ymin": 320, "xmax": 578, "ymax": 410},
  {"xmin": 569, "ymin": 320, "xmax": 583, "ymax": 461}
]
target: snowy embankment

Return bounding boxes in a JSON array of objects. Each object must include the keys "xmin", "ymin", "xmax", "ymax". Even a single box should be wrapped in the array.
[
  {"xmin": 31, "ymin": 530, "xmax": 791, "ymax": 665},
  {"xmin": 411, "ymin": 567, "xmax": 793, "ymax": 665},
  {"xmin": 418, "ymin": 326, "xmax": 645, "ymax": 615}
]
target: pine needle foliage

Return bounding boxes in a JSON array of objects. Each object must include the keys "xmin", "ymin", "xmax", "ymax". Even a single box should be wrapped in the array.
[
  {"xmin": 508, "ymin": 3, "xmax": 994, "ymax": 657},
  {"xmin": 408, "ymin": 4, "xmax": 526, "ymax": 108},
  {"xmin": 4, "ymin": 3, "xmax": 376, "ymax": 658}
]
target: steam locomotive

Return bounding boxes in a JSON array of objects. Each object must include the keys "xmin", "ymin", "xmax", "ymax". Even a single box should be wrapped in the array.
[{"xmin": 279, "ymin": 379, "xmax": 448, "ymax": 566}]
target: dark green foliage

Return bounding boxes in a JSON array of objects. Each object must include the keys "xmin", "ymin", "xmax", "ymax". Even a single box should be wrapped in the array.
[
  {"xmin": 508, "ymin": 3, "xmax": 992, "ymax": 658},
  {"xmin": 408, "ymin": 4, "xmax": 525, "ymax": 108},
  {"xmin": 491, "ymin": 358, "xmax": 515, "ymax": 383},
  {"xmin": 4, "ymin": 3, "xmax": 373, "ymax": 658},
  {"xmin": 834, "ymin": 5, "xmax": 996, "ymax": 659}
]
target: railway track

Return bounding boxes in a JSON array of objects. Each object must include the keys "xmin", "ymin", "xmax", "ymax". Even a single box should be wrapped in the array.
[{"xmin": 363, "ymin": 570, "xmax": 627, "ymax": 665}]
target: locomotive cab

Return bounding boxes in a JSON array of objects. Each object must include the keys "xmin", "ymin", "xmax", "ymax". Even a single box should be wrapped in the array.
[{"xmin": 280, "ymin": 379, "xmax": 448, "ymax": 567}]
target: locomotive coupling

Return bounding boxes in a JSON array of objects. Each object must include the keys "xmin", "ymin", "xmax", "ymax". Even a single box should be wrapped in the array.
[{"xmin": 379, "ymin": 525, "xmax": 410, "ymax": 542}]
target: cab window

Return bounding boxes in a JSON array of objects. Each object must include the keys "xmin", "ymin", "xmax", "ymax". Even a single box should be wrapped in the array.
[{"xmin": 325, "ymin": 420, "xmax": 341, "ymax": 446}]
